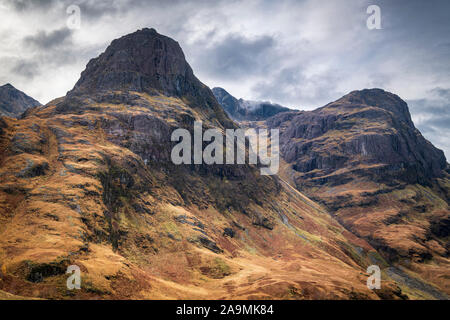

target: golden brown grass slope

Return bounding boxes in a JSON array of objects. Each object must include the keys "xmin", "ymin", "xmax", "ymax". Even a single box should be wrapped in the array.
[{"xmin": 0, "ymin": 91, "xmax": 406, "ymax": 300}]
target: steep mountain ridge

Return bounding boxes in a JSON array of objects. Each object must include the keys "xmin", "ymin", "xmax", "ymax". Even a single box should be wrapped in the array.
[
  {"xmin": 0, "ymin": 84, "xmax": 41, "ymax": 119},
  {"xmin": 0, "ymin": 29, "xmax": 403, "ymax": 300},
  {"xmin": 266, "ymin": 89, "xmax": 450, "ymax": 298},
  {"xmin": 268, "ymin": 89, "xmax": 446, "ymax": 185}
]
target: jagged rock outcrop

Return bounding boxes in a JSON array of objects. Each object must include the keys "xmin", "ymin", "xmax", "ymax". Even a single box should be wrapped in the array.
[
  {"xmin": 0, "ymin": 84, "xmax": 41, "ymax": 118},
  {"xmin": 68, "ymin": 28, "xmax": 233, "ymax": 129},
  {"xmin": 268, "ymin": 89, "xmax": 447, "ymax": 186},
  {"xmin": 213, "ymin": 87, "xmax": 291, "ymax": 121},
  {"xmin": 72, "ymin": 28, "xmax": 201, "ymax": 97}
]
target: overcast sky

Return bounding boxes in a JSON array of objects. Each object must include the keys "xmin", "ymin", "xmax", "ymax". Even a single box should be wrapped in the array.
[{"xmin": 0, "ymin": 0, "xmax": 449, "ymax": 158}]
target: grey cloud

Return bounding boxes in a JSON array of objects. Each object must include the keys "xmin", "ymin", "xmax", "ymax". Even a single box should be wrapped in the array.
[
  {"xmin": 251, "ymin": 67, "xmax": 343, "ymax": 109},
  {"xmin": 407, "ymin": 89, "xmax": 450, "ymax": 160},
  {"xmin": 5, "ymin": 0, "xmax": 202, "ymax": 20},
  {"xmin": 11, "ymin": 60, "xmax": 40, "ymax": 79},
  {"xmin": 8, "ymin": 0, "xmax": 57, "ymax": 11},
  {"xmin": 4, "ymin": 0, "xmax": 119, "ymax": 20},
  {"xmin": 430, "ymin": 87, "xmax": 450, "ymax": 100},
  {"xmin": 193, "ymin": 34, "xmax": 277, "ymax": 79},
  {"xmin": 73, "ymin": 0, "xmax": 122, "ymax": 20},
  {"xmin": 24, "ymin": 28, "xmax": 73, "ymax": 49}
]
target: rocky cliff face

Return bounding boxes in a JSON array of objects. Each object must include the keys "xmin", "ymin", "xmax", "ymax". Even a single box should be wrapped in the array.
[
  {"xmin": 0, "ymin": 84, "xmax": 41, "ymax": 118},
  {"xmin": 269, "ymin": 89, "xmax": 447, "ymax": 186},
  {"xmin": 267, "ymin": 89, "xmax": 450, "ymax": 299},
  {"xmin": 69, "ymin": 28, "xmax": 233, "ymax": 129},
  {"xmin": 0, "ymin": 30, "xmax": 402, "ymax": 300},
  {"xmin": 72, "ymin": 28, "xmax": 199, "ymax": 97},
  {"xmin": 213, "ymin": 87, "xmax": 290, "ymax": 121}
]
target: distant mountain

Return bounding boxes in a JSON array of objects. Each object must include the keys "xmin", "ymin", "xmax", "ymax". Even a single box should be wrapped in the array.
[
  {"xmin": 0, "ymin": 83, "xmax": 41, "ymax": 118},
  {"xmin": 213, "ymin": 87, "xmax": 291, "ymax": 121}
]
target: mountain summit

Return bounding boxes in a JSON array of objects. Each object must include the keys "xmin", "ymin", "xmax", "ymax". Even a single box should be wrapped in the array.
[
  {"xmin": 0, "ymin": 83, "xmax": 41, "ymax": 118},
  {"xmin": 269, "ymin": 88, "xmax": 447, "ymax": 185},
  {"xmin": 327, "ymin": 89, "xmax": 414, "ymax": 126},
  {"xmin": 72, "ymin": 28, "xmax": 206, "ymax": 98},
  {"xmin": 67, "ymin": 28, "xmax": 232, "ymax": 128}
]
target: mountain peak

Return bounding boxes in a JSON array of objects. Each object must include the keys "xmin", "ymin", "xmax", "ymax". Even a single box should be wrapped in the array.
[
  {"xmin": 270, "ymin": 88, "xmax": 446, "ymax": 184},
  {"xmin": 62, "ymin": 29, "xmax": 234, "ymax": 129},
  {"xmin": 0, "ymin": 83, "xmax": 41, "ymax": 118},
  {"xmin": 330, "ymin": 88, "xmax": 414, "ymax": 125},
  {"xmin": 212, "ymin": 87, "xmax": 232, "ymax": 97},
  {"xmin": 71, "ymin": 28, "xmax": 198, "ymax": 98}
]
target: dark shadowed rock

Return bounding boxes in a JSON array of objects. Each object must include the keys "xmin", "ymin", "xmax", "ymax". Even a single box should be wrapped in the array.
[
  {"xmin": 71, "ymin": 28, "xmax": 193, "ymax": 96},
  {"xmin": 0, "ymin": 83, "xmax": 41, "ymax": 118},
  {"xmin": 68, "ymin": 28, "xmax": 233, "ymax": 129},
  {"xmin": 212, "ymin": 87, "xmax": 241, "ymax": 116},
  {"xmin": 268, "ymin": 88, "xmax": 447, "ymax": 186}
]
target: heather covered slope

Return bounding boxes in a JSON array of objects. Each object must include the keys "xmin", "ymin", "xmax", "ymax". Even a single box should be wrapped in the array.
[
  {"xmin": 267, "ymin": 89, "xmax": 450, "ymax": 299},
  {"xmin": 0, "ymin": 84, "xmax": 41, "ymax": 119},
  {"xmin": 0, "ymin": 29, "xmax": 403, "ymax": 300}
]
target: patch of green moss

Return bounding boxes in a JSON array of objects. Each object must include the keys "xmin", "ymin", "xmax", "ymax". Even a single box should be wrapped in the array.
[
  {"xmin": 293, "ymin": 226, "xmax": 322, "ymax": 243},
  {"xmin": 367, "ymin": 251, "xmax": 388, "ymax": 267},
  {"xmin": 200, "ymin": 258, "xmax": 231, "ymax": 279}
]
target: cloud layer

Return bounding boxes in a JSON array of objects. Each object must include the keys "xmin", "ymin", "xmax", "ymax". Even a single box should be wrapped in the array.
[{"xmin": 0, "ymin": 0, "xmax": 449, "ymax": 158}]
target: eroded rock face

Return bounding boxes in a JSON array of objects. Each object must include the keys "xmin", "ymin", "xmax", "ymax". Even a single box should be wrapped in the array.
[
  {"xmin": 212, "ymin": 87, "xmax": 241, "ymax": 117},
  {"xmin": 269, "ymin": 89, "xmax": 447, "ymax": 186},
  {"xmin": 0, "ymin": 84, "xmax": 41, "ymax": 118},
  {"xmin": 72, "ymin": 28, "xmax": 193, "ymax": 96},
  {"xmin": 69, "ymin": 28, "xmax": 233, "ymax": 128}
]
